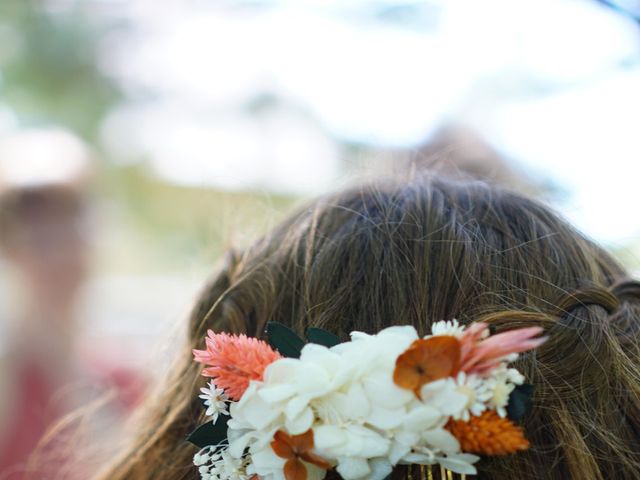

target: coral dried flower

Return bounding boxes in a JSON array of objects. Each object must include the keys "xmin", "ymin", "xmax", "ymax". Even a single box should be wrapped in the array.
[
  {"xmin": 394, "ymin": 336, "xmax": 461, "ymax": 396},
  {"xmin": 271, "ymin": 430, "xmax": 332, "ymax": 480},
  {"xmin": 459, "ymin": 323, "xmax": 547, "ymax": 376},
  {"xmin": 193, "ymin": 330, "xmax": 282, "ymax": 400},
  {"xmin": 446, "ymin": 410, "xmax": 530, "ymax": 456}
]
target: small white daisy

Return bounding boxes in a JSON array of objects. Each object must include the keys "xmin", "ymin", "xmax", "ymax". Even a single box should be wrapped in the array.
[
  {"xmin": 484, "ymin": 365, "xmax": 520, "ymax": 417},
  {"xmin": 199, "ymin": 381, "xmax": 230, "ymax": 423},
  {"xmin": 453, "ymin": 371, "xmax": 492, "ymax": 421},
  {"xmin": 487, "ymin": 379, "xmax": 516, "ymax": 418},
  {"xmin": 506, "ymin": 367, "xmax": 525, "ymax": 385},
  {"xmin": 430, "ymin": 319, "xmax": 466, "ymax": 338}
]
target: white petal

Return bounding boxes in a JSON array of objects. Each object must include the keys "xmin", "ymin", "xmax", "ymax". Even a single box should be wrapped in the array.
[
  {"xmin": 300, "ymin": 343, "xmax": 342, "ymax": 372},
  {"xmin": 422, "ymin": 429, "xmax": 460, "ymax": 454},
  {"xmin": 314, "ymin": 425, "xmax": 348, "ymax": 450},
  {"xmin": 403, "ymin": 405, "xmax": 442, "ymax": 431},
  {"xmin": 292, "ymin": 364, "xmax": 331, "ymax": 397},
  {"xmin": 343, "ymin": 425, "xmax": 390, "ymax": 457},
  {"xmin": 388, "ymin": 441, "xmax": 412, "ymax": 465},
  {"xmin": 263, "ymin": 358, "xmax": 301, "ymax": 383},
  {"xmin": 285, "ymin": 406, "xmax": 314, "ymax": 434},
  {"xmin": 421, "ymin": 380, "xmax": 468, "ymax": 417},
  {"xmin": 368, "ymin": 457, "xmax": 393, "ymax": 480},
  {"xmin": 402, "ymin": 451, "xmax": 435, "ymax": 464},
  {"xmin": 259, "ymin": 384, "xmax": 296, "ymax": 403},
  {"xmin": 250, "ymin": 447, "xmax": 285, "ymax": 472},
  {"xmin": 336, "ymin": 457, "xmax": 370, "ymax": 479},
  {"xmin": 285, "ymin": 395, "xmax": 310, "ymax": 419},
  {"xmin": 377, "ymin": 325, "xmax": 419, "ymax": 340},
  {"xmin": 349, "ymin": 331, "xmax": 372, "ymax": 342},
  {"xmin": 437, "ymin": 453, "xmax": 479, "ymax": 475},
  {"xmin": 234, "ymin": 381, "xmax": 260, "ymax": 410},
  {"xmin": 227, "ymin": 430, "xmax": 254, "ymax": 458},
  {"xmin": 368, "ymin": 404, "xmax": 403, "ymax": 429},
  {"xmin": 363, "ymin": 371, "xmax": 413, "ymax": 409},
  {"xmin": 342, "ymin": 383, "xmax": 370, "ymax": 418},
  {"xmin": 240, "ymin": 392, "xmax": 280, "ymax": 429}
]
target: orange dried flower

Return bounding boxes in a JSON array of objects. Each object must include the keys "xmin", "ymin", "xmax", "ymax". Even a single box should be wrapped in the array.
[
  {"xmin": 446, "ymin": 410, "xmax": 530, "ymax": 456},
  {"xmin": 271, "ymin": 430, "xmax": 332, "ymax": 480},
  {"xmin": 393, "ymin": 336, "xmax": 461, "ymax": 396}
]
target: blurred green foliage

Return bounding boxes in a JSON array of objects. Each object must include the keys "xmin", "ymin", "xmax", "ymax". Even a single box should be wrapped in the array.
[
  {"xmin": 98, "ymin": 165, "xmax": 297, "ymax": 273},
  {"xmin": 0, "ymin": 0, "xmax": 121, "ymax": 140}
]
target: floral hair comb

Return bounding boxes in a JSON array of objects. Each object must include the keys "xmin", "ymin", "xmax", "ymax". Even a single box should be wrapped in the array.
[{"xmin": 189, "ymin": 320, "xmax": 546, "ymax": 480}]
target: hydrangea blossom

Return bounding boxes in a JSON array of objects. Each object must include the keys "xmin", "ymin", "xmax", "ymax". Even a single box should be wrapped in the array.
[{"xmin": 224, "ymin": 326, "xmax": 477, "ymax": 479}]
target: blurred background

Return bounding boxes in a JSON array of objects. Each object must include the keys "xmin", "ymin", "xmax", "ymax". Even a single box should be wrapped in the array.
[{"xmin": 0, "ymin": 0, "xmax": 639, "ymax": 477}]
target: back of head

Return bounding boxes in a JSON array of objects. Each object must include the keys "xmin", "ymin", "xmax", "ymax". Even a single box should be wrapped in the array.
[
  {"xmin": 0, "ymin": 128, "xmax": 93, "ymax": 304},
  {"xmin": 99, "ymin": 175, "xmax": 640, "ymax": 480},
  {"xmin": 0, "ymin": 127, "xmax": 92, "ymax": 250}
]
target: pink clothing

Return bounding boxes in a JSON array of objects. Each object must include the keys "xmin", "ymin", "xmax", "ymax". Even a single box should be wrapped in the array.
[
  {"xmin": 0, "ymin": 361, "xmax": 62, "ymax": 479},
  {"xmin": 0, "ymin": 357, "xmax": 146, "ymax": 479}
]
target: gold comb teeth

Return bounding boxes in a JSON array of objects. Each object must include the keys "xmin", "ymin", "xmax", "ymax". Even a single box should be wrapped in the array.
[{"xmin": 410, "ymin": 465, "xmax": 468, "ymax": 480}]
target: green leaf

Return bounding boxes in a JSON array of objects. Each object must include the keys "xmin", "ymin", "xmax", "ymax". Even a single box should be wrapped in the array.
[
  {"xmin": 306, "ymin": 327, "xmax": 341, "ymax": 348},
  {"xmin": 266, "ymin": 322, "xmax": 305, "ymax": 358},
  {"xmin": 507, "ymin": 383, "xmax": 535, "ymax": 422},
  {"xmin": 186, "ymin": 415, "xmax": 230, "ymax": 449}
]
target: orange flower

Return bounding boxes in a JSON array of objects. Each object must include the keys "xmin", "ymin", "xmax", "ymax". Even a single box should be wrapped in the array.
[
  {"xmin": 446, "ymin": 410, "xmax": 530, "ymax": 456},
  {"xmin": 393, "ymin": 336, "xmax": 461, "ymax": 396},
  {"xmin": 193, "ymin": 330, "xmax": 282, "ymax": 400},
  {"xmin": 270, "ymin": 430, "xmax": 332, "ymax": 480}
]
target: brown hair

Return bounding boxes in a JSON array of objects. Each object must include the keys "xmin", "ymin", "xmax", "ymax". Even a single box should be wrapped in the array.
[{"xmin": 96, "ymin": 175, "xmax": 640, "ymax": 480}]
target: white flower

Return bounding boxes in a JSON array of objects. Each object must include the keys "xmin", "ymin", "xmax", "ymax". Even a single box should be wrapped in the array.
[
  {"xmin": 452, "ymin": 372, "xmax": 492, "ymax": 421},
  {"xmin": 435, "ymin": 452, "xmax": 480, "ymax": 475},
  {"xmin": 394, "ymin": 409, "xmax": 462, "ymax": 466},
  {"xmin": 194, "ymin": 447, "xmax": 251, "ymax": 480},
  {"xmin": 199, "ymin": 381, "xmax": 230, "ymax": 423},
  {"xmin": 216, "ymin": 450, "xmax": 252, "ymax": 480},
  {"xmin": 486, "ymin": 364, "xmax": 524, "ymax": 417},
  {"xmin": 488, "ymin": 380, "xmax": 515, "ymax": 418},
  {"xmin": 506, "ymin": 367, "xmax": 525, "ymax": 385},
  {"xmin": 420, "ymin": 378, "xmax": 468, "ymax": 418},
  {"xmin": 193, "ymin": 445, "xmax": 217, "ymax": 467},
  {"xmin": 430, "ymin": 319, "xmax": 466, "ymax": 338}
]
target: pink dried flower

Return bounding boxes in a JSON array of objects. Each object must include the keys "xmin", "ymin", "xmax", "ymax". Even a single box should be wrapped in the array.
[
  {"xmin": 193, "ymin": 330, "xmax": 282, "ymax": 400},
  {"xmin": 459, "ymin": 323, "xmax": 547, "ymax": 376}
]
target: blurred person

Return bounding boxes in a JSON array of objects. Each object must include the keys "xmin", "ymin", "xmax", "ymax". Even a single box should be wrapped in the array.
[
  {"xmin": 0, "ymin": 129, "xmax": 143, "ymax": 479},
  {"xmin": 412, "ymin": 125, "xmax": 531, "ymax": 189},
  {"xmin": 373, "ymin": 124, "xmax": 551, "ymax": 195}
]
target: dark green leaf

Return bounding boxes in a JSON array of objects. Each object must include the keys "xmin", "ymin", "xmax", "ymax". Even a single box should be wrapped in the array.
[
  {"xmin": 306, "ymin": 327, "xmax": 341, "ymax": 348},
  {"xmin": 266, "ymin": 322, "xmax": 305, "ymax": 358},
  {"xmin": 186, "ymin": 415, "xmax": 230, "ymax": 449},
  {"xmin": 507, "ymin": 383, "xmax": 535, "ymax": 422}
]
